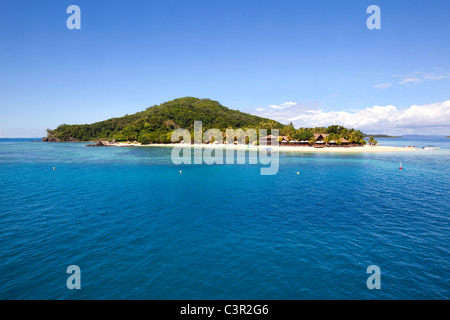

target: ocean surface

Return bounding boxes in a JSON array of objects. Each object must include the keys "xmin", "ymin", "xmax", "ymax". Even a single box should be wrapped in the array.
[{"xmin": 0, "ymin": 137, "xmax": 449, "ymax": 299}]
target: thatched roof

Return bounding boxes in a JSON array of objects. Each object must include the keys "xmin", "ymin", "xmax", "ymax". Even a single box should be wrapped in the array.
[
  {"xmin": 314, "ymin": 134, "xmax": 329, "ymax": 141},
  {"xmin": 260, "ymin": 134, "xmax": 279, "ymax": 139}
]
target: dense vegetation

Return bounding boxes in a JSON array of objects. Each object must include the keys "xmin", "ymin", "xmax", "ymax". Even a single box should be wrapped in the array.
[
  {"xmin": 46, "ymin": 97, "xmax": 282, "ymax": 143},
  {"xmin": 282, "ymin": 123, "xmax": 366, "ymax": 145},
  {"xmin": 45, "ymin": 97, "xmax": 367, "ymax": 145}
]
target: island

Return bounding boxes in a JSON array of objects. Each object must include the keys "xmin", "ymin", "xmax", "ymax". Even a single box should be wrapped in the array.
[
  {"xmin": 363, "ymin": 134, "xmax": 402, "ymax": 138},
  {"xmin": 43, "ymin": 97, "xmax": 417, "ymax": 153}
]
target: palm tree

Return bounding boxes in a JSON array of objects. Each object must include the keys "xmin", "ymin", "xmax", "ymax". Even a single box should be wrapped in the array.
[
  {"xmin": 368, "ymin": 136, "xmax": 378, "ymax": 146},
  {"xmin": 348, "ymin": 133, "xmax": 357, "ymax": 145},
  {"xmin": 283, "ymin": 122, "xmax": 296, "ymax": 140}
]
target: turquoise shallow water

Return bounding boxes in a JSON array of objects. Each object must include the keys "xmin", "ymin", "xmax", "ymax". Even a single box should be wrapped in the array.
[{"xmin": 0, "ymin": 138, "xmax": 449, "ymax": 299}]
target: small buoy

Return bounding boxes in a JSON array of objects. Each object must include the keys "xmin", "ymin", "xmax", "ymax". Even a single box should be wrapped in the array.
[
  {"xmin": 399, "ymin": 162, "xmax": 403, "ymax": 170},
  {"xmin": 179, "ymin": 170, "xmax": 182, "ymax": 174},
  {"xmin": 53, "ymin": 167, "xmax": 55, "ymax": 170},
  {"xmin": 297, "ymin": 172, "xmax": 300, "ymax": 175}
]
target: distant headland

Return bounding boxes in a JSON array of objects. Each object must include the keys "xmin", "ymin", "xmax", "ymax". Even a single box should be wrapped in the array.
[{"xmin": 363, "ymin": 134, "xmax": 402, "ymax": 139}]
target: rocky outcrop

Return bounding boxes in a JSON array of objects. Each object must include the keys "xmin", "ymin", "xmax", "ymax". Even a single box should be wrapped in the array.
[
  {"xmin": 42, "ymin": 136, "xmax": 61, "ymax": 142},
  {"xmin": 42, "ymin": 133, "xmax": 78, "ymax": 142},
  {"xmin": 86, "ymin": 140, "xmax": 116, "ymax": 147}
]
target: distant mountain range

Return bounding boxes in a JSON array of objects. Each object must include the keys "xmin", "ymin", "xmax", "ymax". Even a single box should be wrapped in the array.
[{"xmin": 363, "ymin": 134, "xmax": 401, "ymax": 138}]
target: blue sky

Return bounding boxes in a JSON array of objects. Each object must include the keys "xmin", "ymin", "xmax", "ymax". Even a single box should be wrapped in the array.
[{"xmin": 1, "ymin": 0, "xmax": 449, "ymax": 137}]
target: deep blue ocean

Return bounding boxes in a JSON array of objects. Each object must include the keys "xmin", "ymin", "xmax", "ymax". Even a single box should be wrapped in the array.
[{"xmin": 0, "ymin": 137, "xmax": 449, "ymax": 299}]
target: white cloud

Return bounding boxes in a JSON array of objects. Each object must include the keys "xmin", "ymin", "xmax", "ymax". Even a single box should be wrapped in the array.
[
  {"xmin": 398, "ymin": 77, "xmax": 421, "ymax": 85},
  {"xmin": 423, "ymin": 74, "xmax": 446, "ymax": 80},
  {"xmin": 395, "ymin": 70, "xmax": 450, "ymax": 85},
  {"xmin": 247, "ymin": 101, "xmax": 322, "ymax": 124},
  {"xmin": 269, "ymin": 105, "xmax": 283, "ymax": 110},
  {"xmin": 374, "ymin": 82, "xmax": 392, "ymax": 89},
  {"xmin": 251, "ymin": 100, "xmax": 450, "ymax": 135},
  {"xmin": 269, "ymin": 101, "xmax": 298, "ymax": 109}
]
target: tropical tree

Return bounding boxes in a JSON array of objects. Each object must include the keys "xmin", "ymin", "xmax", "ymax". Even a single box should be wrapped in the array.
[
  {"xmin": 293, "ymin": 131, "xmax": 314, "ymax": 141},
  {"xmin": 281, "ymin": 122, "xmax": 296, "ymax": 138},
  {"xmin": 368, "ymin": 136, "xmax": 378, "ymax": 145},
  {"xmin": 348, "ymin": 133, "xmax": 356, "ymax": 145}
]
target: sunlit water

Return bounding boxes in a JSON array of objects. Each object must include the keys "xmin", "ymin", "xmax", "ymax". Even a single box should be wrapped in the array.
[{"xmin": 0, "ymin": 137, "xmax": 449, "ymax": 299}]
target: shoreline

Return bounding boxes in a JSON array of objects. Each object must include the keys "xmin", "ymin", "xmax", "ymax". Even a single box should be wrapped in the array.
[{"xmin": 112, "ymin": 143, "xmax": 418, "ymax": 153}]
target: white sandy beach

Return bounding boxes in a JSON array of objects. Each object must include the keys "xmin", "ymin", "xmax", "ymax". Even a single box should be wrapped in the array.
[{"xmin": 113, "ymin": 143, "xmax": 418, "ymax": 153}]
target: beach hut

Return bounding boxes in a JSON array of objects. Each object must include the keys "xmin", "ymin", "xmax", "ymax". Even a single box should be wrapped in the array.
[
  {"xmin": 280, "ymin": 136, "xmax": 289, "ymax": 146},
  {"xmin": 314, "ymin": 134, "xmax": 329, "ymax": 142},
  {"xmin": 260, "ymin": 134, "xmax": 279, "ymax": 146}
]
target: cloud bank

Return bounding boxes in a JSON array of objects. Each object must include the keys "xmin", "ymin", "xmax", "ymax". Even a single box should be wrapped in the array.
[{"xmin": 250, "ymin": 100, "xmax": 450, "ymax": 135}]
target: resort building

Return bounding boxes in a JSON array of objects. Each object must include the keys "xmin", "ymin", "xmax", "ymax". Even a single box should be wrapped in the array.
[
  {"xmin": 261, "ymin": 133, "xmax": 351, "ymax": 147},
  {"xmin": 259, "ymin": 134, "xmax": 279, "ymax": 146}
]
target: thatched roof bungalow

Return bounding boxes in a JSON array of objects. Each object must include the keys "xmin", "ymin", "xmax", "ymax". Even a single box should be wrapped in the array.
[
  {"xmin": 314, "ymin": 134, "xmax": 329, "ymax": 142},
  {"xmin": 260, "ymin": 134, "xmax": 279, "ymax": 146}
]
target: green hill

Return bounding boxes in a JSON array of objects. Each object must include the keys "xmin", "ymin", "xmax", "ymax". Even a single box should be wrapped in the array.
[{"xmin": 44, "ymin": 97, "xmax": 284, "ymax": 143}]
